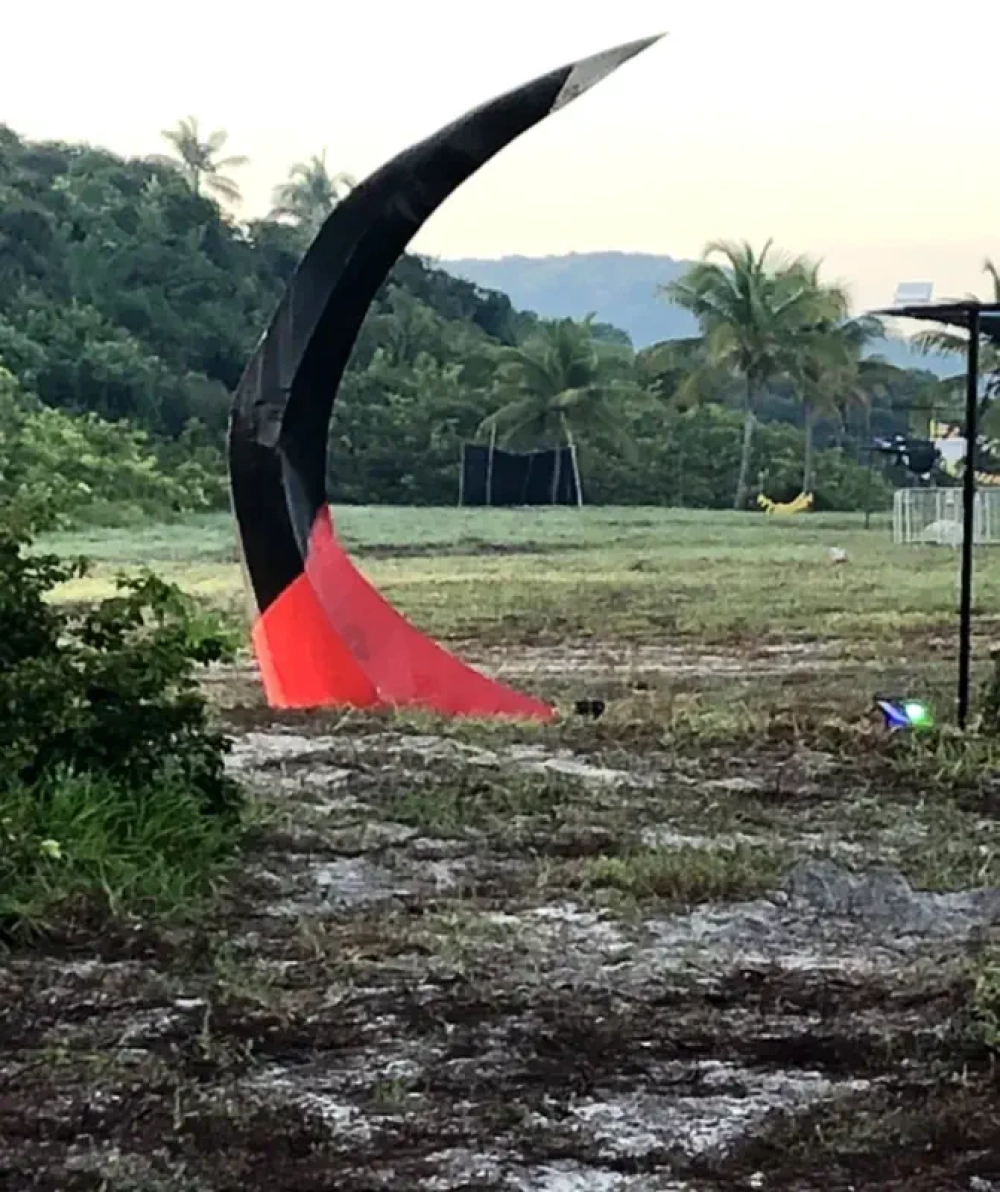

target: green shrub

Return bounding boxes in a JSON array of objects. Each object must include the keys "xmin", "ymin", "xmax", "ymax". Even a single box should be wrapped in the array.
[
  {"xmin": 578, "ymin": 844, "xmax": 784, "ymax": 903},
  {"xmin": 0, "ymin": 522, "xmax": 242, "ymax": 942},
  {"xmin": 0, "ymin": 364, "xmax": 225, "ymax": 531},
  {"xmin": 1, "ymin": 770, "xmax": 239, "ymax": 941}
]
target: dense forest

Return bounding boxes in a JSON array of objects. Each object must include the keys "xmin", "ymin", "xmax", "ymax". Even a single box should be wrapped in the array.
[{"xmin": 0, "ymin": 121, "xmax": 954, "ymax": 523}]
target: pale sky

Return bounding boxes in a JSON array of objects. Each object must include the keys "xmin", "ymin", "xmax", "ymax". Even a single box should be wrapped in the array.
[{"xmin": 5, "ymin": 0, "xmax": 1000, "ymax": 316}]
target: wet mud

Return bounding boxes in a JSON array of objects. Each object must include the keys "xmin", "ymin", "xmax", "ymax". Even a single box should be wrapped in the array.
[{"xmin": 2, "ymin": 646, "xmax": 998, "ymax": 1190}]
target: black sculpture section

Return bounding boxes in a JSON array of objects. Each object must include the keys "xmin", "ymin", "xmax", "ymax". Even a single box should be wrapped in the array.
[{"xmin": 228, "ymin": 35, "xmax": 661, "ymax": 715}]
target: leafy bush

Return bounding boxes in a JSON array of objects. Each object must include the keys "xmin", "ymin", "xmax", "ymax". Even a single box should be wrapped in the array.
[
  {"xmin": 1, "ymin": 770, "xmax": 239, "ymax": 940},
  {"xmin": 0, "ymin": 364, "xmax": 225, "ymax": 531},
  {"xmin": 580, "ymin": 403, "xmax": 889, "ymax": 511},
  {"xmin": 0, "ymin": 521, "xmax": 242, "ymax": 942}
]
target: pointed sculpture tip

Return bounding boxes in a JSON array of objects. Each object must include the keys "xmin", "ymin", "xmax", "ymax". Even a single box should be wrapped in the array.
[
  {"xmin": 551, "ymin": 32, "xmax": 666, "ymax": 113},
  {"xmin": 622, "ymin": 32, "xmax": 668, "ymax": 55}
]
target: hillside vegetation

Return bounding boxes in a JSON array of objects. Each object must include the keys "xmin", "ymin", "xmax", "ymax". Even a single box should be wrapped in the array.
[
  {"xmin": 442, "ymin": 249, "xmax": 959, "ymax": 375},
  {"xmin": 0, "ymin": 123, "xmax": 953, "ymax": 515}
]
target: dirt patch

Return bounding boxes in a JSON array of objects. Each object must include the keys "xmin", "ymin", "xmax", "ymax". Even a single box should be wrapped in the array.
[
  {"xmin": 462, "ymin": 641, "xmax": 846, "ymax": 681},
  {"xmin": 205, "ymin": 631, "xmax": 980, "ymax": 731},
  {"xmin": 351, "ymin": 540, "xmax": 587, "ymax": 560},
  {"xmin": 2, "ymin": 703, "xmax": 998, "ymax": 1190}
]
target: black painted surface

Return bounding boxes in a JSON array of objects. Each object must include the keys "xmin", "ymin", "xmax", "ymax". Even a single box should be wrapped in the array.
[
  {"xmin": 461, "ymin": 445, "xmax": 580, "ymax": 506},
  {"xmin": 227, "ymin": 40, "xmax": 660, "ymax": 613}
]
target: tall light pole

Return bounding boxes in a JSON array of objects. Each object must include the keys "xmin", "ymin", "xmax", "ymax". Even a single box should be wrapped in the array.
[{"xmin": 872, "ymin": 291, "xmax": 1000, "ymax": 729}]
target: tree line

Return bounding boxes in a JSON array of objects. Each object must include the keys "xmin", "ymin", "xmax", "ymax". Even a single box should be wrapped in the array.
[{"xmin": 0, "ymin": 117, "xmax": 955, "ymax": 521}]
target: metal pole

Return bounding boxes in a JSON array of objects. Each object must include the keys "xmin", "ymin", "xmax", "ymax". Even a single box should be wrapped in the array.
[
  {"xmin": 486, "ymin": 422, "xmax": 497, "ymax": 507},
  {"xmin": 864, "ymin": 405, "xmax": 873, "ymax": 530},
  {"xmin": 568, "ymin": 439, "xmax": 584, "ymax": 507},
  {"xmin": 958, "ymin": 306, "xmax": 980, "ymax": 729}
]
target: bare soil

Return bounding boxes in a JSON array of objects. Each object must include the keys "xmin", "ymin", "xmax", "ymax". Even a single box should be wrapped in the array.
[{"xmin": 2, "ymin": 640, "xmax": 998, "ymax": 1191}]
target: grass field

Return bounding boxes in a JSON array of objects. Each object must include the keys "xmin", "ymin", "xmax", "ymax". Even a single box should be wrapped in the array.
[
  {"xmin": 5, "ymin": 506, "xmax": 1000, "ymax": 1190},
  {"xmin": 41, "ymin": 505, "xmax": 1000, "ymax": 722}
]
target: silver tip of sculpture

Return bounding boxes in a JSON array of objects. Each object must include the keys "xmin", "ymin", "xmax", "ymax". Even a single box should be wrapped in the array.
[{"xmin": 551, "ymin": 34, "xmax": 665, "ymax": 114}]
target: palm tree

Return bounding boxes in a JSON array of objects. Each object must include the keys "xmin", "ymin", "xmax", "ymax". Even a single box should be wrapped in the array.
[
  {"xmin": 270, "ymin": 150, "xmax": 355, "ymax": 240},
  {"xmin": 662, "ymin": 240, "xmax": 836, "ymax": 509},
  {"xmin": 478, "ymin": 316, "xmax": 643, "ymax": 505},
  {"xmin": 911, "ymin": 258, "xmax": 1000, "ymax": 433},
  {"xmin": 152, "ymin": 117, "xmax": 248, "ymax": 204},
  {"xmin": 636, "ymin": 336, "xmax": 740, "ymax": 410},
  {"xmin": 786, "ymin": 287, "xmax": 885, "ymax": 492}
]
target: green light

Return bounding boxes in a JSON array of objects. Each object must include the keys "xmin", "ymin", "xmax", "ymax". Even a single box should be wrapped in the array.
[{"xmin": 903, "ymin": 701, "xmax": 933, "ymax": 728}]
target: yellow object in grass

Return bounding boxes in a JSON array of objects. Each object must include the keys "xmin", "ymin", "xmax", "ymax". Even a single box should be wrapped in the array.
[{"xmin": 756, "ymin": 492, "xmax": 814, "ymax": 515}]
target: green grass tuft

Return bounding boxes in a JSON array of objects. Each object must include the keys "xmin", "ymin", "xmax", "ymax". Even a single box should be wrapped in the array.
[
  {"xmin": 971, "ymin": 950, "xmax": 1000, "ymax": 1052},
  {"xmin": 575, "ymin": 843, "xmax": 785, "ymax": 904},
  {"xmin": 0, "ymin": 769, "xmax": 242, "ymax": 944}
]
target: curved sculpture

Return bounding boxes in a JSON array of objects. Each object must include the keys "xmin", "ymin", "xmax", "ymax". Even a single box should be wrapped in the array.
[{"xmin": 229, "ymin": 35, "xmax": 661, "ymax": 719}]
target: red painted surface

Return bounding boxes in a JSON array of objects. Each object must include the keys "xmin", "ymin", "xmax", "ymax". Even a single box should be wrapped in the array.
[
  {"xmin": 252, "ymin": 567, "xmax": 379, "ymax": 710},
  {"xmin": 254, "ymin": 506, "xmax": 553, "ymax": 721}
]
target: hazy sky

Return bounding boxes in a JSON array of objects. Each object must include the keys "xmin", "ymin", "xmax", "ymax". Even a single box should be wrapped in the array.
[{"xmin": 5, "ymin": 0, "xmax": 999, "ymax": 316}]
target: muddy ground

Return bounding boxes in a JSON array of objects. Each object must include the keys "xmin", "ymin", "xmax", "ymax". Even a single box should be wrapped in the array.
[{"xmin": 2, "ymin": 640, "xmax": 999, "ymax": 1191}]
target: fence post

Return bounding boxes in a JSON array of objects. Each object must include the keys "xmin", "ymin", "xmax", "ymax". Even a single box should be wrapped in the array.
[
  {"xmin": 486, "ymin": 423, "xmax": 497, "ymax": 507},
  {"xmin": 568, "ymin": 440, "xmax": 584, "ymax": 507}
]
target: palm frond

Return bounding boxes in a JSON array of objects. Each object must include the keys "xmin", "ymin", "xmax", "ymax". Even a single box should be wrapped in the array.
[
  {"xmin": 494, "ymin": 343, "xmax": 560, "ymax": 398},
  {"xmin": 913, "ymin": 328, "xmax": 968, "ymax": 356},
  {"xmin": 984, "ymin": 258, "xmax": 1000, "ymax": 303},
  {"xmin": 206, "ymin": 175, "xmax": 242, "ymax": 204}
]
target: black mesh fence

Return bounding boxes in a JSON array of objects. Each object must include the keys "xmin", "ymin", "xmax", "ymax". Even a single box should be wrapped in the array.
[{"xmin": 460, "ymin": 444, "xmax": 580, "ymax": 506}]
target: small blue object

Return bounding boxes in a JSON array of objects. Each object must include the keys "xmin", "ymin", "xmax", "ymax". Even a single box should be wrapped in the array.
[{"xmin": 875, "ymin": 697, "xmax": 934, "ymax": 732}]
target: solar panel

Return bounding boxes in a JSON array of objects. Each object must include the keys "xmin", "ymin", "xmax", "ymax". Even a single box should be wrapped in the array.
[{"xmin": 892, "ymin": 281, "xmax": 934, "ymax": 305}]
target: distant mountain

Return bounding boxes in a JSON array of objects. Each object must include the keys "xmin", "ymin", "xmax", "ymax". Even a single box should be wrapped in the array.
[
  {"xmin": 871, "ymin": 336, "xmax": 957, "ymax": 378},
  {"xmin": 441, "ymin": 251, "xmax": 696, "ymax": 348},
  {"xmin": 440, "ymin": 250, "xmax": 957, "ymax": 378}
]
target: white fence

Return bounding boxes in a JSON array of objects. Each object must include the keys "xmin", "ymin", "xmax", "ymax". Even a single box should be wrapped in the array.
[{"xmin": 892, "ymin": 487, "xmax": 1000, "ymax": 546}]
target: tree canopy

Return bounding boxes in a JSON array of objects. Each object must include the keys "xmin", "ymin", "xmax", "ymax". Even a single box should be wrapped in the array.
[
  {"xmin": 270, "ymin": 150, "xmax": 355, "ymax": 241},
  {"xmin": 0, "ymin": 121, "xmax": 944, "ymax": 514},
  {"xmin": 151, "ymin": 117, "xmax": 248, "ymax": 205},
  {"xmin": 663, "ymin": 241, "xmax": 852, "ymax": 507}
]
